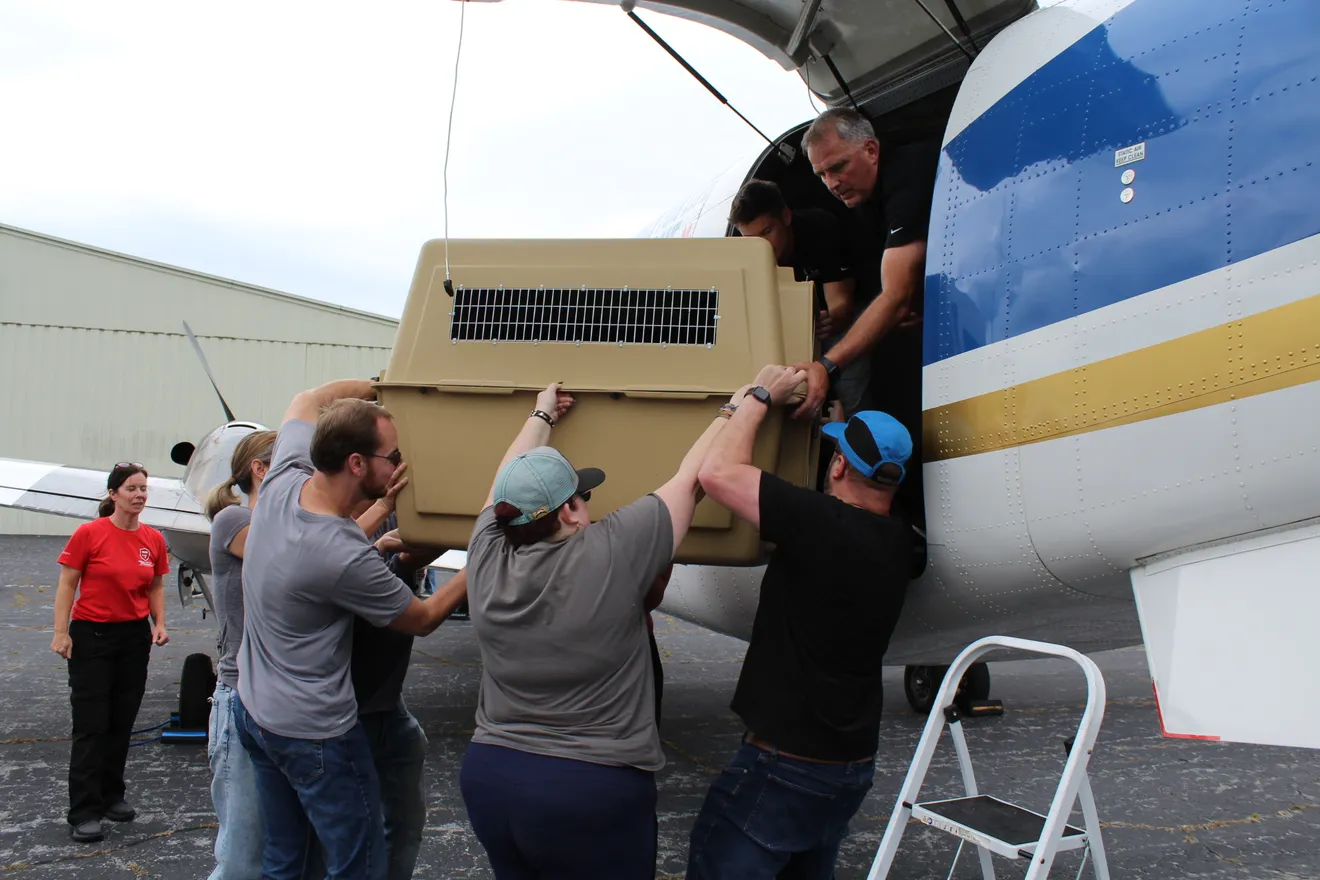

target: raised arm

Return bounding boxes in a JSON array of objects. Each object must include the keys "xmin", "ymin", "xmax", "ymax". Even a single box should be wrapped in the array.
[
  {"xmin": 793, "ymin": 238, "xmax": 926, "ymax": 418},
  {"xmin": 356, "ymin": 463, "xmax": 408, "ymax": 537},
  {"xmin": 698, "ymin": 365, "xmax": 807, "ymax": 530},
  {"xmin": 283, "ymin": 378, "xmax": 378, "ymax": 426},
  {"xmin": 651, "ymin": 386, "xmax": 751, "ymax": 552},
  {"xmin": 483, "ymin": 383, "xmax": 575, "ymax": 509}
]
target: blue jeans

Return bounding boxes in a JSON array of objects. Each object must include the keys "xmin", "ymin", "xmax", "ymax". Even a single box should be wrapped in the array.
[
  {"xmin": 460, "ymin": 741, "xmax": 657, "ymax": 880},
  {"xmin": 234, "ymin": 693, "xmax": 387, "ymax": 880},
  {"xmin": 207, "ymin": 682, "xmax": 264, "ymax": 880},
  {"xmin": 305, "ymin": 701, "xmax": 428, "ymax": 880},
  {"xmin": 686, "ymin": 741, "xmax": 875, "ymax": 880}
]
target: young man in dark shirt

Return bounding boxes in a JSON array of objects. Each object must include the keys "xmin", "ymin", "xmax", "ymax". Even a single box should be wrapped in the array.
[
  {"xmin": 687, "ymin": 364, "xmax": 915, "ymax": 879},
  {"xmin": 794, "ymin": 107, "xmax": 940, "ymax": 528},
  {"xmin": 729, "ymin": 179, "xmax": 872, "ymax": 416}
]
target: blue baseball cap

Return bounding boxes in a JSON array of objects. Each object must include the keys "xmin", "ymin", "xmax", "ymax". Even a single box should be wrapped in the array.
[
  {"xmin": 821, "ymin": 411, "xmax": 912, "ymax": 484},
  {"xmin": 493, "ymin": 446, "xmax": 605, "ymax": 526}
]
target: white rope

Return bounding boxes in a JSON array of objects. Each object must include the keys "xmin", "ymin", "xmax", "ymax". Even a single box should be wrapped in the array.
[{"xmin": 442, "ymin": 0, "xmax": 467, "ymax": 292}]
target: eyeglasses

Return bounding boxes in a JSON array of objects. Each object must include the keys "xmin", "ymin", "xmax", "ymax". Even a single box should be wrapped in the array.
[
  {"xmin": 370, "ymin": 450, "xmax": 404, "ymax": 467},
  {"xmin": 578, "ymin": 490, "xmax": 592, "ymax": 503},
  {"xmin": 113, "ymin": 461, "xmax": 144, "ymax": 470}
]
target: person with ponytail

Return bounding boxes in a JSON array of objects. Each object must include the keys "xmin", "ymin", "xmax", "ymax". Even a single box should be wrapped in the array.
[
  {"xmin": 51, "ymin": 462, "xmax": 171, "ymax": 843},
  {"xmin": 202, "ymin": 429, "xmax": 275, "ymax": 880}
]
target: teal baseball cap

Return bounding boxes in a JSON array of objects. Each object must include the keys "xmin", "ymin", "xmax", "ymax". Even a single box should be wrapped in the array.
[
  {"xmin": 821, "ymin": 411, "xmax": 912, "ymax": 484},
  {"xmin": 493, "ymin": 446, "xmax": 605, "ymax": 526}
]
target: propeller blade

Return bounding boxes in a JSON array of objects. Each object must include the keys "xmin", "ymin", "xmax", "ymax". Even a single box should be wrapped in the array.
[{"xmin": 181, "ymin": 321, "xmax": 237, "ymax": 423}]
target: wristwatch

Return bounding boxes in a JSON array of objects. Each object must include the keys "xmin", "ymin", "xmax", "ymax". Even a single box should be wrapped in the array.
[
  {"xmin": 818, "ymin": 356, "xmax": 840, "ymax": 385},
  {"xmin": 746, "ymin": 386, "xmax": 773, "ymax": 407}
]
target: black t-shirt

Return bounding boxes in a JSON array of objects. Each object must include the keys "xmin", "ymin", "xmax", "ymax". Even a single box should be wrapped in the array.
[
  {"xmin": 874, "ymin": 138, "xmax": 941, "ymax": 251},
  {"xmin": 351, "ymin": 513, "xmax": 423, "ymax": 715},
  {"xmin": 786, "ymin": 207, "xmax": 854, "ymax": 315},
  {"xmin": 786, "ymin": 207, "xmax": 853, "ymax": 284},
  {"xmin": 730, "ymin": 471, "xmax": 913, "ymax": 761},
  {"xmin": 848, "ymin": 139, "xmax": 942, "ymax": 311}
]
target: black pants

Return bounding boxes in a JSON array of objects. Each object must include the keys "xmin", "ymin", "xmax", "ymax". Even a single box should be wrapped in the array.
[
  {"xmin": 461, "ymin": 742, "xmax": 658, "ymax": 880},
  {"xmin": 66, "ymin": 617, "xmax": 151, "ymax": 825}
]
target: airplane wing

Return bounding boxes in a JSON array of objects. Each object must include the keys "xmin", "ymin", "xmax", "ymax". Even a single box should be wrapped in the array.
[
  {"xmin": 0, "ymin": 456, "xmax": 217, "ymax": 613},
  {"xmin": 0, "ymin": 457, "xmax": 209, "ymax": 534}
]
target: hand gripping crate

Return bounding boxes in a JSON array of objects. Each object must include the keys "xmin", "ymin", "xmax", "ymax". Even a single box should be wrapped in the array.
[{"xmin": 375, "ymin": 236, "xmax": 819, "ymax": 566}]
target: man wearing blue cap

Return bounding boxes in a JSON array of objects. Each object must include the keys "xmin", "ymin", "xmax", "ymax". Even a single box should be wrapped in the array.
[{"xmin": 688, "ymin": 365, "xmax": 916, "ymax": 880}]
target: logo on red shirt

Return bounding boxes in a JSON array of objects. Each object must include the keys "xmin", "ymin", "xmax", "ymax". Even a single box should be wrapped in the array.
[{"xmin": 139, "ymin": 547, "xmax": 153, "ymax": 567}]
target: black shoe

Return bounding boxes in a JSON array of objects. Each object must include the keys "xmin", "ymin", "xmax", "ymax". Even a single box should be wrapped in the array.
[
  {"xmin": 103, "ymin": 801, "xmax": 136, "ymax": 822},
  {"xmin": 71, "ymin": 820, "xmax": 104, "ymax": 842}
]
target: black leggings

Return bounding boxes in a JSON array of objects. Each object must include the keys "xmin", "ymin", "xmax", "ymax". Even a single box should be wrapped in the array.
[
  {"xmin": 66, "ymin": 618, "xmax": 150, "ymax": 825},
  {"xmin": 461, "ymin": 742, "xmax": 658, "ymax": 880}
]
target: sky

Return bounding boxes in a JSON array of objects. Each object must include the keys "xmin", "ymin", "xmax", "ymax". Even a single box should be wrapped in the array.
[{"xmin": 0, "ymin": 0, "xmax": 822, "ymax": 318}]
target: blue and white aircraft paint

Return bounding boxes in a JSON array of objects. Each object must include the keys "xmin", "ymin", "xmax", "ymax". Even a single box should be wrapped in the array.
[{"xmin": 2, "ymin": 0, "xmax": 1317, "ymax": 747}]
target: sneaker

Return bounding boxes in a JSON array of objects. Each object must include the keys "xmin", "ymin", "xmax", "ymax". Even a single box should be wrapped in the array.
[
  {"xmin": 71, "ymin": 820, "xmax": 104, "ymax": 842},
  {"xmin": 103, "ymin": 801, "xmax": 136, "ymax": 822}
]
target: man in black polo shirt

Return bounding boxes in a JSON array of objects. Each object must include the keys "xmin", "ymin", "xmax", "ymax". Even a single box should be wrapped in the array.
[
  {"xmin": 792, "ymin": 107, "xmax": 940, "ymax": 528},
  {"xmin": 729, "ymin": 178, "xmax": 871, "ymax": 416},
  {"xmin": 687, "ymin": 364, "xmax": 914, "ymax": 879}
]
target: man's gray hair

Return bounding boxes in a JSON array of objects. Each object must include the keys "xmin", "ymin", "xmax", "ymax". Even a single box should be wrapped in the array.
[{"xmin": 803, "ymin": 108, "xmax": 876, "ymax": 150}]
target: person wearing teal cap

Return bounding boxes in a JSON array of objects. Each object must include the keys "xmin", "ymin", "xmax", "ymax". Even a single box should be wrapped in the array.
[
  {"xmin": 688, "ymin": 365, "xmax": 917, "ymax": 880},
  {"xmin": 459, "ymin": 379, "xmax": 750, "ymax": 880}
]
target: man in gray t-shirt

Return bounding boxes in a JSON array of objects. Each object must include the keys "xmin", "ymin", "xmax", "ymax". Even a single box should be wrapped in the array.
[{"xmin": 232, "ymin": 378, "xmax": 459, "ymax": 880}]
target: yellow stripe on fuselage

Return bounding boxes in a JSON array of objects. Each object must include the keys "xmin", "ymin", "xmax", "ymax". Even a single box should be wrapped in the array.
[{"xmin": 923, "ymin": 292, "xmax": 1320, "ymax": 462}]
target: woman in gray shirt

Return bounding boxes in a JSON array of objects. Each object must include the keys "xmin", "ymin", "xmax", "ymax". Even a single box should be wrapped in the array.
[
  {"xmin": 460, "ymin": 381, "xmax": 747, "ymax": 880},
  {"xmin": 203, "ymin": 429, "xmax": 275, "ymax": 880}
]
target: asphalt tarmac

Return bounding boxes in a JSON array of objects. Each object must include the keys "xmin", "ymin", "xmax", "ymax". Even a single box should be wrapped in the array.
[{"xmin": 1, "ymin": 535, "xmax": 1317, "ymax": 878}]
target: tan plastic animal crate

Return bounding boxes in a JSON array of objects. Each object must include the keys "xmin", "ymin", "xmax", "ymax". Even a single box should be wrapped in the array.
[{"xmin": 376, "ymin": 236, "xmax": 819, "ymax": 566}]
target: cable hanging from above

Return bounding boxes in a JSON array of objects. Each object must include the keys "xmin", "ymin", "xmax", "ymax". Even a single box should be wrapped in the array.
[{"xmin": 442, "ymin": 0, "xmax": 469, "ymax": 297}]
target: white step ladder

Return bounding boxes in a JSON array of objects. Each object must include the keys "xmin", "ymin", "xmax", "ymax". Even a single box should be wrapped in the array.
[{"xmin": 867, "ymin": 636, "xmax": 1110, "ymax": 880}]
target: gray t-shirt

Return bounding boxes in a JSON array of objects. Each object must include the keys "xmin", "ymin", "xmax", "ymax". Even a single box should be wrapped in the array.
[
  {"xmin": 209, "ymin": 504, "xmax": 252, "ymax": 690},
  {"xmin": 467, "ymin": 493, "xmax": 674, "ymax": 771},
  {"xmin": 235, "ymin": 419, "xmax": 416, "ymax": 739}
]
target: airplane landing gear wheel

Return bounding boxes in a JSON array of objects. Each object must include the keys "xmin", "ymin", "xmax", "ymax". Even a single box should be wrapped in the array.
[
  {"xmin": 903, "ymin": 662, "xmax": 992, "ymax": 713},
  {"xmin": 903, "ymin": 665, "xmax": 944, "ymax": 713}
]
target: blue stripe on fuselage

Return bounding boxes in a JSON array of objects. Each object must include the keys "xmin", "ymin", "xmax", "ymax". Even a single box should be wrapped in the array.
[{"xmin": 925, "ymin": 0, "xmax": 1320, "ymax": 366}]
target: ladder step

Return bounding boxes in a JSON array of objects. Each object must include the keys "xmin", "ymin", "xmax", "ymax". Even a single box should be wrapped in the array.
[{"xmin": 911, "ymin": 795, "xmax": 1088, "ymax": 860}]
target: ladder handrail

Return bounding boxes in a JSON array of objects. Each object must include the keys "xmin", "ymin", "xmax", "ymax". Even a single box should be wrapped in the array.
[{"xmin": 867, "ymin": 636, "xmax": 1108, "ymax": 880}]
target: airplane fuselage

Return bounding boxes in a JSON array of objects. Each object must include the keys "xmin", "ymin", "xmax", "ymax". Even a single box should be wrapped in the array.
[{"xmin": 658, "ymin": 0, "xmax": 1320, "ymax": 666}]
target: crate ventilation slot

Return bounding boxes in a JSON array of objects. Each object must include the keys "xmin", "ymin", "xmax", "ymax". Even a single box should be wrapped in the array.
[{"xmin": 450, "ymin": 286, "xmax": 720, "ymax": 346}]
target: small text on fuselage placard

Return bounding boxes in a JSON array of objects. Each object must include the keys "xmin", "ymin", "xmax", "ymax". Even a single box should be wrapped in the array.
[{"xmin": 1115, "ymin": 142, "xmax": 1146, "ymax": 167}]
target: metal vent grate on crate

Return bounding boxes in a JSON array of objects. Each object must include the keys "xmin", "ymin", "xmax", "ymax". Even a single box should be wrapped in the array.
[{"xmin": 450, "ymin": 286, "xmax": 719, "ymax": 346}]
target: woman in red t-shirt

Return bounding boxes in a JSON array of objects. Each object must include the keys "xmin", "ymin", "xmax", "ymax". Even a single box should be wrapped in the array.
[{"xmin": 51, "ymin": 463, "xmax": 171, "ymax": 843}]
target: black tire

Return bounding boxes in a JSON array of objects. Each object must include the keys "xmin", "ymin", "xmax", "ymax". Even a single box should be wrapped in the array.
[
  {"xmin": 179, "ymin": 653, "xmax": 216, "ymax": 731},
  {"xmin": 903, "ymin": 664, "xmax": 947, "ymax": 713},
  {"xmin": 955, "ymin": 662, "xmax": 991, "ymax": 710}
]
